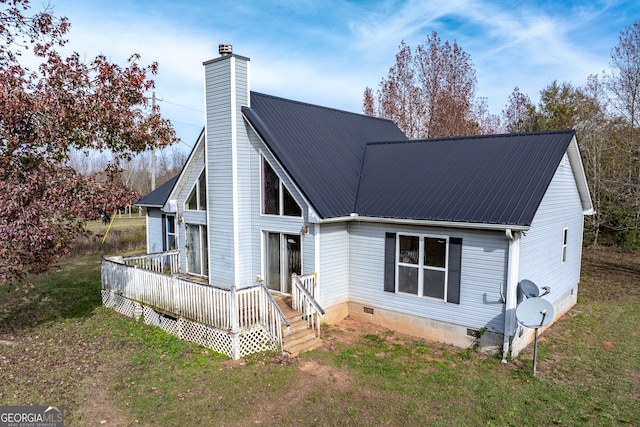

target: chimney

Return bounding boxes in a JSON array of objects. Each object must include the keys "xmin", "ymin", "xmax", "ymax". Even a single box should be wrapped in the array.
[{"xmin": 203, "ymin": 47, "xmax": 251, "ymax": 288}]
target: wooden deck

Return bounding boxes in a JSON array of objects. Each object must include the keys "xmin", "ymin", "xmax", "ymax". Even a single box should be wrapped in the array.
[{"xmin": 101, "ymin": 252, "xmax": 324, "ymax": 359}]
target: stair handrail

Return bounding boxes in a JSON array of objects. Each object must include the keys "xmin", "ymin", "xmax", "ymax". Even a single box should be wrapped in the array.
[
  {"xmin": 292, "ymin": 274, "xmax": 325, "ymax": 336},
  {"xmin": 261, "ymin": 282, "xmax": 290, "ymax": 330},
  {"xmin": 292, "ymin": 274, "xmax": 325, "ymax": 316}
]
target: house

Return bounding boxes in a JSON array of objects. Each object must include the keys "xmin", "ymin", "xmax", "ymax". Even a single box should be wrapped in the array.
[{"xmin": 110, "ymin": 45, "xmax": 593, "ymax": 360}]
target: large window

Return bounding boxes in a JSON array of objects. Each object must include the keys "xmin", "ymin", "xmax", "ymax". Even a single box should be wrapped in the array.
[
  {"xmin": 186, "ymin": 170, "xmax": 207, "ymax": 211},
  {"xmin": 262, "ymin": 156, "xmax": 301, "ymax": 217},
  {"xmin": 384, "ymin": 233, "xmax": 462, "ymax": 304},
  {"xmin": 397, "ymin": 234, "xmax": 448, "ymax": 299}
]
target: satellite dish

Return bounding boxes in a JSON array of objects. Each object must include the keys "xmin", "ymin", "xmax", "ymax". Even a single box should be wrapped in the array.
[
  {"xmin": 516, "ymin": 297, "xmax": 555, "ymax": 375},
  {"xmin": 518, "ymin": 279, "xmax": 540, "ymax": 299},
  {"xmin": 516, "ymin": 297, "xmax": 554, "ymax": 328}
]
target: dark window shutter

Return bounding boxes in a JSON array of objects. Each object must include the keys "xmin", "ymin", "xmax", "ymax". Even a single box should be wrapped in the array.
[
  {"xmin": 384, "ymin": 233, "xmax": 396, "ymax": 292},
  {"xmin": 447, "ymin": 237, "xmax": 462, "ymax": 304},
  {"xmin": 161, "ymin": 214, "xmax": 167, "ymax": 251}
]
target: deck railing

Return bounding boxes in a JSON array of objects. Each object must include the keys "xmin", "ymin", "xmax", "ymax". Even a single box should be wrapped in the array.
[
  {"xmin": 119, "ymin": 250, "xmax": 180, "ymax": 274},
  {"xmin": 101, "ymin": 253, "xmax": 288, "ymax": 358},
  {"xmin": 291, "ymin": 273, "xmax": 325, "ymax": 337}
]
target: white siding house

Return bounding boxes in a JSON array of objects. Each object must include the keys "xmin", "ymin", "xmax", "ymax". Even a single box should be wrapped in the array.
[{"xmin": 132, "ymin": 46, "xmax": 593, "ymax": 359}]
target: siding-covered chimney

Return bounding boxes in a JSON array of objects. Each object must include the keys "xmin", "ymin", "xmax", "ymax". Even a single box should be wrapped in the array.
[{"xmin": 203, "ymin": 46, "xmax": 252, "ymax": 288}]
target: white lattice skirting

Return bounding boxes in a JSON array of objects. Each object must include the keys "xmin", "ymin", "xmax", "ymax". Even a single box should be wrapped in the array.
[{"xmin": 102, "ymin": 290, "xmax": 279, "ymax": 359}]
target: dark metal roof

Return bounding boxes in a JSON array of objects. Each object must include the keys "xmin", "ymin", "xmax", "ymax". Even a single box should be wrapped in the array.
[
  {"xmin": 354, "ymin": 131, "xmax": 576, "ymax": 226},
  {"xmin": 243, "ymin": 92, "xmax": 409, "ymax": 218},
  {"xmin": 135, "ymin": 175, "xmax": 179, "ymax": 207}
]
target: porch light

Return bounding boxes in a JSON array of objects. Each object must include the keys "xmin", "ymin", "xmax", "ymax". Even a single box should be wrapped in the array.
[{"xmin": 302, "ymin": 224, "xmax": 309, "ymax": 235}]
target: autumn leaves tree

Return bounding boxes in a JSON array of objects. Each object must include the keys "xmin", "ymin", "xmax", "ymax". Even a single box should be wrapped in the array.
[
  {"xmin": 364, "ymin": 32, "xmax": 488, "ymax": 138},
  {"xmin": 0, "ymin": 0, "xmax": 178, "ymax": 283}
]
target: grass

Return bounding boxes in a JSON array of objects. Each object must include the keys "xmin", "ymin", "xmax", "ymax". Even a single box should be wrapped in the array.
[
  {"xmin": 71, "ymin": 214, "xmax": 146, "ymax": 257},
  {"xmin": 1, "ymin": 228, "xmax": 639, "ymax": 426}
]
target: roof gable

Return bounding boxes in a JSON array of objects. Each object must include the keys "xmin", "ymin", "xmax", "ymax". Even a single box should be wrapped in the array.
[
  {"xmin": 354, "ymin": 131, "xmax": 577, "ymax": 226},
  {"xmin": 136, "ymin": 175, "xmax": 178, "ymax": 207},
  {"xmin": 243, "ymin": 92, "xmax": 408, "ymax": 218}
]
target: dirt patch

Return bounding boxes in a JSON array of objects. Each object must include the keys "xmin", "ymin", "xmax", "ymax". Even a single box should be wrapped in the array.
[
  {"xmin": 298, "ymin": 359, "xmax": 351, "ymax": 390},
  {"xmin": 78, "ymin": 368, "xmax": 131, "ymax": 427}
]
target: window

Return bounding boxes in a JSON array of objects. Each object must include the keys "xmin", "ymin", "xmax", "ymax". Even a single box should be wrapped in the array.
[
  {"xmin": 186, "ymin": 224, "xmax": 208, "ymax": 276},
  {"xmin": 166, "ymin": 215, "xmax": 176, "ymax": 250},
  {"xmin": 262, "ymin": 156, "xmax": 301, "ymax": 217},
  {"xmin": 397, "ymin": 234, "xmax": 448, "ymax": 299},
  {"xmin": 384, "ymin": 233, "xmax": 462, "ymax": 304},
  {"xmin": 562, "ymin": 227, "xmax": 568, "ymax": 263},
  {"xmin": 186, "ymin": 170, "xmax": 207, "ymax": 210}
]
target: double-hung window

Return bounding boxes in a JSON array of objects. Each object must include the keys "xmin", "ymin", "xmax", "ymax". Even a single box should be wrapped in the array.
[
  {"xmin": 397, "ymin": 234, "xmax": 448, "ymax": 299},
  {"xmin": 385, "ymin": 232, "xmax": 462, "ymax": 304},
  {"xmin": 165, "ymin": 215, "xmax": 177, "ymax": 250}
]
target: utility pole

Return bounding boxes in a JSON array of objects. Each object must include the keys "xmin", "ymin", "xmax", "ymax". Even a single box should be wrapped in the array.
[{"xmin": 151, "ymin": 91, "xmax": 157, "ymax": 191}]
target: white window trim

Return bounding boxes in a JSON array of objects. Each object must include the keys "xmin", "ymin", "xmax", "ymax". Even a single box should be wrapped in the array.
[
  {"xmin": 166, "ymin": 215, "xmax": 177, "ymax": 251},
  {"xmin": 395, "ymin": 232, "xmax": 450, "ymax": 301},
  {"xmin": 186, "ymin": 223, "xmax": 208, "ymax": 277},
  {"xmin": 260, "ymin": 154, "xmax": 303, "ymax": 218},
  {"xmin": 562, "ymin": 227, "xmax": 568, "ymax": 264},
  {"xmin": 184, "ymin": 169, "xmax": 206, "ymax": 212},
  {"xmin": 260, "ymin": 229, "xmax": 303, "ymax": 294}
]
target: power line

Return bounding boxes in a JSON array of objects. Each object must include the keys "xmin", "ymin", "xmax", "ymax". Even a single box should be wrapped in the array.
[
  {"xmin": 170, "ymin": 119, "xmax": 203, "ymax": 128},
  {"xmin": 159, "ymin": 99, "xmax": 204, "ymax": 113}
]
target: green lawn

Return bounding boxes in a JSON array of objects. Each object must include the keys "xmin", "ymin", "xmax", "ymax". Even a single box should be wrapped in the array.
[{"xmin": 0, "ymin": 239, "xmax": 638, "ymax": 426}]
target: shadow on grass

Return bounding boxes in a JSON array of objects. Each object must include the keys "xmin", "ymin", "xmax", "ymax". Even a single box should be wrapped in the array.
[
  {"xmin": 0, "ymin": 254, "xmax": 105, "ymax": 335},
  {"xmin": 0, "ymin": 220, "xmax": 146, "ymax": 337}
]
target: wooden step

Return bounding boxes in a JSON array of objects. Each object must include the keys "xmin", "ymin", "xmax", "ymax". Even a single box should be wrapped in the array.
[
  {"xmin": 273, "ymin": 295, "xmax": 322, "ymax": 357},
  {"xmin": 285, "ymin": 336, "xmax": 323, "ymax": 357}
]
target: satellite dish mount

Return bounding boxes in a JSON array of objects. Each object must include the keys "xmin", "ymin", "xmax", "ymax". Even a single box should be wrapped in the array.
[{"xmin": 515, "ymin": 296, "xmax": 555, "ymax": 375}]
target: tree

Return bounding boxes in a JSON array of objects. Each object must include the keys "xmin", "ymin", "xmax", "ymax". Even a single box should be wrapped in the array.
[
  {"xmin": 606, "ymin": 21, "xmax": 640, "ymax": 245},
  {"xmin": 502, "ymin": 87, "xmax": 538, "ymax": 132},
  {"xmin": 0, "ymin": 0, "xmax": 178, "ymax": 284},
  {"xmin": 537, "ymin": 81, "xmax": 584, "ymax": 130},
  {"xmin": 364, "ymin": 32, "xmax": 481, "ymax": 138},
  {"xmin": 418, "ymin": 32, "xmax": 478, "ymax": 137},
  {"xmin": 574, "ymin": 75, "xmax": 616, "ymax": 245},
  {"xmin": 375, "ymin": 41, "xmax": 423, "ymax": 138},
  {"xmin": 608, "ymin": 22, "xmax": 640, "ymax": 135}
]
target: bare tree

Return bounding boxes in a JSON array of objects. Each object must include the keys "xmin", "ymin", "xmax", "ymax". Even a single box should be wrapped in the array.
[
  {"xmin": 364, "ymin": 32, "xmax": 480, "ymax": 138},
  {"xmin": 606, "ymin": 21, "xmax": 640, "ymax": 241},
  {"xmin": 502, "ymin": 87, "xmax": 537, "ymax": 133}
]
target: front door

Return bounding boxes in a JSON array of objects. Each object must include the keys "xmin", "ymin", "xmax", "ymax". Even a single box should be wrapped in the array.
[{"xmin": 265, "ymin": 232, "xmax": 301, "ymax": 294}]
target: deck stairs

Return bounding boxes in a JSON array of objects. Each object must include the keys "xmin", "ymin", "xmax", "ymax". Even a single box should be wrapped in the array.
[{"xmin": 273, "ymin": 295, "xmax": 323, "ymax": 357}]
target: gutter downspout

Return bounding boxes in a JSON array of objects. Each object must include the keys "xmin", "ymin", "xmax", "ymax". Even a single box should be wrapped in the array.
[{"xmin": 502, "ymin": 228, "xmax": 520, "ymax": 363}]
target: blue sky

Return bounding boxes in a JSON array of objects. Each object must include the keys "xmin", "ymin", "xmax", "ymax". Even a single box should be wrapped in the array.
[{"xmin": 48, "ymin": 0, "xmax": 639, "ymax": 149}]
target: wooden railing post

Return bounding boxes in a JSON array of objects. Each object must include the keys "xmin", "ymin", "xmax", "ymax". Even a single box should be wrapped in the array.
[{"xmin": 230, "ymin": 285, "xmax": 241, "ymax": 359}]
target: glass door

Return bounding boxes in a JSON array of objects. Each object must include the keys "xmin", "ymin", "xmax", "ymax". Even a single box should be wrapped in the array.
[
  {"xmin": 187, "ymin": 224, "xmax": 208, "ymax": 276},
  {"xmin": 264, "ymin": 232, "xmax": 301, "ymax": 294}
]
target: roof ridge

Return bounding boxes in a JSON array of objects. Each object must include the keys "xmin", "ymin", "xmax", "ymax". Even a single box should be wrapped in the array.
[
  {"xmin": 249, "ymin": 91, "xmax": 398, "ymax": 125},
  {"xmin": 365, "ymin": 129, "xmax": 576, "ymax": 146}
]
